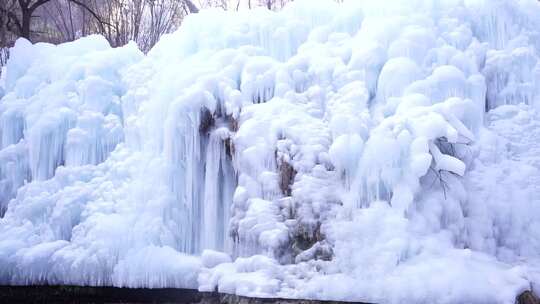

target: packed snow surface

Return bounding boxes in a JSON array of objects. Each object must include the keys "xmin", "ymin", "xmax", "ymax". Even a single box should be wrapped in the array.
[{"xmin": 1, "ymin": 0, "xmax": 540, "ymax": 303}]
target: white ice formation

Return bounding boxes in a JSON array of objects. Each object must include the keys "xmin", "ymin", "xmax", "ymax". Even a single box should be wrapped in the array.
[{"xmin": 1, "ymin": 0, "xmax": 540, "ymax": 303}]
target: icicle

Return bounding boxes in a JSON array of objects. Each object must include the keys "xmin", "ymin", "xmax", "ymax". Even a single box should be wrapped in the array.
[
  {"xmin": 0, "ymin": 141, "xmax": 29, "ymax": 216},
  {"xmin": 28, "ymin": 108, "xmax": 76, "ymax": 181},
  {"xmin": 202, "ymin": 127, "xmax": 235, "ymax": 252},
  {"xmin": 0, "ymin": 108, "xmax": 25, "ymax": 149},
  {"xmin": 65, "ymin": 113, "xmax": 124, "ymax": 167}
]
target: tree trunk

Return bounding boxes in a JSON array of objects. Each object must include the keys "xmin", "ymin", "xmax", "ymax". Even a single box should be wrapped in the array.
[{"xmin": 20, "ymin": 9, "xmax": 31, "ymax": 40}]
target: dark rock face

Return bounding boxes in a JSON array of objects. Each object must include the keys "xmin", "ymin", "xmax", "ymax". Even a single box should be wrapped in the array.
[
  {"xmin": 213, "ymin": 294, "xmax": 365, "ymax": 304},
  {"xmin": 517, "ymin": 291, "xmax": 540, "ymax": 304},
  {"xmin": 199, "ymin": 108, "xmax": 215, "ymax": 135},
  {"xmin": 0, "ymin": 286, "xmax": 372, "ymax": 304},
  {"xmin": 278, "ymin": 159, "xmax": 296, "ymax": 196},
  {"xmin": 0, "ymin": 286, "xmax": 204, "ymax": 303},
  {"xmin": 3, "ymin": 286, "xmax": 537, "ymax": 304}
]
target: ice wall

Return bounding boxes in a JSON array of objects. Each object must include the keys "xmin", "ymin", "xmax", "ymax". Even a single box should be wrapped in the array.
[
  {"xmin": 1, "ymin": 0, "xmax": 540, "ymax": 303},
  {"xmin": 0, "ymin": 37, "xmax": 141, "ymax": 215}
]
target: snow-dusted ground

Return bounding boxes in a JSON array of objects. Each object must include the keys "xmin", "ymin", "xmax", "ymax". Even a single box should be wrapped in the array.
[{"xmin": 1, "ymin": 0, "xmax": 540, "ymax": 303}]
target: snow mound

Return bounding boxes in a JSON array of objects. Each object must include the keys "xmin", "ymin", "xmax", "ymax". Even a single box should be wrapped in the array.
[{"xmin": 1, "ymin": 0, "xmax": 540, "ymax": 303}]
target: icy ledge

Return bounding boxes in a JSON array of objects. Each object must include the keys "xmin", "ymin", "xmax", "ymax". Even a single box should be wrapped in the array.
[{"xmin": 2, "ymin": 0, "xmax": 540, "ymax": 303}]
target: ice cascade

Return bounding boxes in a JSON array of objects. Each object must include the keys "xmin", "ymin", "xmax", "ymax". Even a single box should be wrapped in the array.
[{"xmin": 1, "ymin": 0, "xmax": 540, "ymax": 303}]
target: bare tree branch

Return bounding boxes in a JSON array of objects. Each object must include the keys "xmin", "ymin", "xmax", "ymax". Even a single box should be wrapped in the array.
[
  {"xmin": 183, "ymin": 0, "xmax": 199, "ymax": 13},
  {"xmin": 67, "ymin": 0, "xmax": 114, "ymax": 33},
  {"xmin": 29, "ymin": 0, "xmax": 51, "ymax": 13}
]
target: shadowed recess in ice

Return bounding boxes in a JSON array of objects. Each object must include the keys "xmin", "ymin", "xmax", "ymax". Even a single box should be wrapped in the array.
[{"xmin": 1, "ymin": 0, "xmax": 540, "ymax": 303}]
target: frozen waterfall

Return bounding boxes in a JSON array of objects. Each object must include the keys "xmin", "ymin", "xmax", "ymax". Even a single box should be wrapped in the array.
[{"xmin": 2, "ymin": 0, "xmax": 540, "ymax": 303}]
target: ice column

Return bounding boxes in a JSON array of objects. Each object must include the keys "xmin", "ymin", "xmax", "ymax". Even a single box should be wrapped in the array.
[{"xmin": 202, "ymin": 127, "xmax": 235, "ymax": 252}]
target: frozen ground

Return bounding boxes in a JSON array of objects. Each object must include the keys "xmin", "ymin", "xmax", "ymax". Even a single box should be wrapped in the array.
[{"xmin": 1, "ymin": 0, "xmax": 540, "ymax": 303}]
